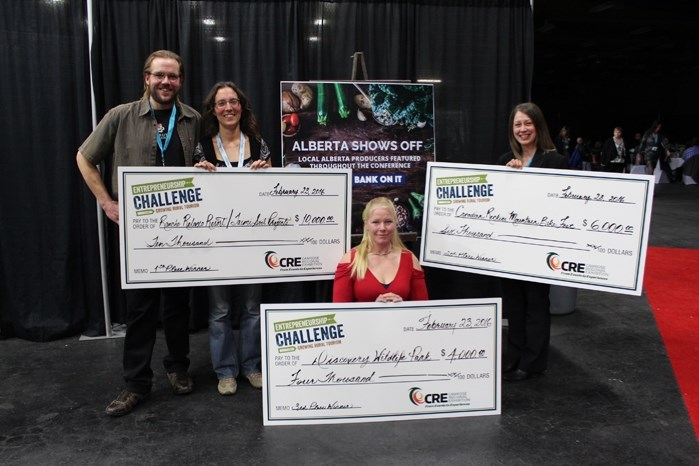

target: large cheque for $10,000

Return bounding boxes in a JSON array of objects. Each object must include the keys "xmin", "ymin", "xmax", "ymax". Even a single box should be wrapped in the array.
[{"xmin": 118, "ymin": 167, "xmax": 351, "ymax": 288}]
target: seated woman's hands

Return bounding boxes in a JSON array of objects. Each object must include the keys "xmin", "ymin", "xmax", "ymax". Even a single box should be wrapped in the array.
[{"xmin": 376, "ymin": 292, "xmax": 403, "ymax": 303}]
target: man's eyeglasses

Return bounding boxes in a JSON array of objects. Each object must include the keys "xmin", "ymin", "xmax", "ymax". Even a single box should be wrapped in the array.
[
  {"xmin": 215, "ymin": 98, "xmax": 241, "ymax": 109},
  {"xmin": 148, "ymin": 71, "xmax": 181, "ymax": 82}
]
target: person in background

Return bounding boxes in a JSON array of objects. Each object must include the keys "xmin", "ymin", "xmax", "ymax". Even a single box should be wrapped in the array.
[
  {"xmin": 194, "ymin": 81, "xmax": 271, "ymax": 396},
  {"xmin": 76, "ymin": 50, "xmax": 201, "ymax": 416},
  {"xmin": 497, "ymin": 102, "xmax": 568, "ymax": 382},
  {"xmin": 629, "ymin": 132, "xmax": 643, "ymax": 166},
  {"xmin": 569, "ymin": 136, "xmax": 589, "ymax": 170},
  {"xmin": 601, "ymin": 127, "xmax": 628, "ymax": 173},
  {"xmin": 661, "ymin": 137, "xmax": 680, "ymax": 181},
  {"xmin": 554, "ymin": 126, "xmax": 571, "ymax": 159},
  {"xmin": 577, "ymin": 137, "xmax": 592, "ymax": 171},
  {"xmin": 639, "ymin": 120, "xmax": 665, "ymax": 175},
  {"xmin": 333, "ymin": 197, "xmax": 428, "ymax": 303}
]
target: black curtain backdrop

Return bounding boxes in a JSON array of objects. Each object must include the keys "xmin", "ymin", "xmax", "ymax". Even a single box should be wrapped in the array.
[
  {"xmin": 0, "ymin": 1, "xmax": 102, "ymax": 341},
  {"xmin": 0, "ymin": 0, "xmax": 533, "ymax": 341}
]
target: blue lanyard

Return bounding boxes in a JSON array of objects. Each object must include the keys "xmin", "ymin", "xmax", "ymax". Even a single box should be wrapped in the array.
[{"xmin": 150, "ymin": 102, "xmax": 177, "ymax": 166}]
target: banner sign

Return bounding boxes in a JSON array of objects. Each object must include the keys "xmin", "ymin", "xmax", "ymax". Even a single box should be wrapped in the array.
[
  {"xmin": 261, "ymin": 299, "xmax": 502, "ymax": 425},
  {"xmin": 420, "ymin": 162, "xmax": 655, "ymax": 295},
  {"xmin": 280, "ymin": 81, "xmax": 435, "ymax": 235},
  {"xmin": 117, "ymin": 167, "xmax": 351, "ymax": 289}
]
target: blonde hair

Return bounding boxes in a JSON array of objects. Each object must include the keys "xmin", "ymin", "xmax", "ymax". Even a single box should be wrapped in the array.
[{"xmin": 351, "ymin": 197, "xmax": 407, "ymax": 280}]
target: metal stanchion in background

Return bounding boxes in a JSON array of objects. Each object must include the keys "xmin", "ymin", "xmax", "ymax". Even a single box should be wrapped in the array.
[{"xmin": 79, "ymin": 0, "xmax": 124, "ymax": 341}]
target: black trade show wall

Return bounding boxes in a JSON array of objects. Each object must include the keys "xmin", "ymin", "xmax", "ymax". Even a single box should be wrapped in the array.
[{"xmin": 0, "ymin": 0, "xmax": 533, "ymax": 341}]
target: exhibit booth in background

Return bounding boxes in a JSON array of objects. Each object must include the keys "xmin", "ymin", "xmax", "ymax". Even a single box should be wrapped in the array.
[{"xmin": 0, "ymin": 0, "xmax": 535, "ymax": 341}]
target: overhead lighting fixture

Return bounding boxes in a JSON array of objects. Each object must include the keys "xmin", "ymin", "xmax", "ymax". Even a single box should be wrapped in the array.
[
  {"xmin": 314, "ymin": 19, "xmax": 325, "ymax": 26},
  {"xmin": 213, "ymin": 36, "xmax": 226, "ymax": 42},
  {"xmin": 308, "ymin": 36, "xmax": 319, "ymax": 42},
  {"xmin": 202, "ymin": 18, "xmax": 216, "ymax": 26},
  {"xmin": 417, "ymin": 79, "xmax": 441, "ymax": 83}
]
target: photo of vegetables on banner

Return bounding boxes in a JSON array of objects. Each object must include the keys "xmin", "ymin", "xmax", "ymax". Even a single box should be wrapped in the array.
[{"xmin": 280, "ymin": 81, "xmax": 435, "ymax": 236}]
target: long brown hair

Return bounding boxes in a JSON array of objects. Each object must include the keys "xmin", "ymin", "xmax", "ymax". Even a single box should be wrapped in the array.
[
  {"xmin": 201, "ymin": 81, "xmax": 261, "ymax": 140},
  {"xmin": 507, "ymin": 102, "xmax": 557, "ymax": 158}
]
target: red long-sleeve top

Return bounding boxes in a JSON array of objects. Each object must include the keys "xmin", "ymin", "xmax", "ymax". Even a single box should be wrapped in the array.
[{"xmin": 332, "ymin": 249, "xmax": 429, "ymax": 302}]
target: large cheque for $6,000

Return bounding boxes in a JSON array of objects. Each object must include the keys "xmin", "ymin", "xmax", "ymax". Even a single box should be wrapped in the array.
[
  {"xmin": 420, "ymin": 162, "xmax": 655, "ymax": 295},
  {"xmin": 118, "ymin": 167, "xmax": 351, "ymax": 289}
]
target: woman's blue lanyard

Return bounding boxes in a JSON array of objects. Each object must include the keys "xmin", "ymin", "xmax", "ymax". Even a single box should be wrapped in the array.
[
  {"xmin": 216, "ymin": 133, "xmax": 246, "ymax": 168},
  {"xmin": 149, "ymin": 102, "xmax": 177, "ymax": 166}
]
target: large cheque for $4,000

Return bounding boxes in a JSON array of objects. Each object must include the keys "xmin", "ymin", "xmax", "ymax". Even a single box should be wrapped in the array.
[
  {"xmin": 420, "ymin": 162, "xmax": 655, "ymax": 295},
  {"xmin": 118, "ymin": 167, "xmax": 351, "ymax": 289},
  {"xmin": 261, "ymin": 299, "xmax": 502, "ymax": 425}
]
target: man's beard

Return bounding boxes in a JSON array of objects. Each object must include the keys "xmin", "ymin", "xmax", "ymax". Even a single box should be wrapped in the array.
[{"xmin": 150, "ymin": 86, "xmax": 177, "ymax": 107}]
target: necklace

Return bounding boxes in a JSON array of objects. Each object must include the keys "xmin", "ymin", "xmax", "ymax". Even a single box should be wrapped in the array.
[{"xmin": 370, "ymin": 248, "xmax": 392, "ymax": 256}]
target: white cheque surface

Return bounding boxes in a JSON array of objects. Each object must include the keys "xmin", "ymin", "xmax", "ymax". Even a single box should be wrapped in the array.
[
  {"xmin": 118, "ymin": 167, "xmax": 351, "ymax": 288},
  {"xmin": 261, "ymin": 299, "xmax": 502, "ymax": 425},
  {"xmin": 421, "ymin": 162, "xmax": 655, "ymax": 295}
]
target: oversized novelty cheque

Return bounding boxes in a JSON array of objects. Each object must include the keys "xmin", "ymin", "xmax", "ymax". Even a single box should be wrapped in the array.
[
  {"xmin": 261, "ymin": 298, "xmax": 502, "ymax": 425},
  {"xmin": 420, "ymin": 162, "xmax": 655, "ymax": 295},
  {"xmin": 118, "ymin": 167, "xmax": 351, "ymax": 289},
  {"xmin": 280, "ymin": 81, "xmax": 435, "ymax": 235}
]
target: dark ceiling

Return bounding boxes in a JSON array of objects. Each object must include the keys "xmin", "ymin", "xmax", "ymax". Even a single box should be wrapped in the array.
[{"xmin": 531, "ymin": 0, "xmax": 699, "ymax": 143}]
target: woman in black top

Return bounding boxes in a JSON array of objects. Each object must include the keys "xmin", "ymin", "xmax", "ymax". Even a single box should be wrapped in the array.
[
  {"xmin": 196, "ymin": 81, "xmax": 271, "ymax": 169},
  {"xmin": 601, "ymin": 127, "xmax": 628, "ymax": 173},
  {"xmin": 554, "ymin": 125, "xmax": 571, "ymax": 159},
  {"xmin": 498, "ymin": 102, "xmax": 567, "ymax": 382}
]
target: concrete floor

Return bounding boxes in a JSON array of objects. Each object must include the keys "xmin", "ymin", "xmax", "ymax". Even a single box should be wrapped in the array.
[{"xmin": 1, "ymin": 183, "xmax": 698, "ymax": 465}]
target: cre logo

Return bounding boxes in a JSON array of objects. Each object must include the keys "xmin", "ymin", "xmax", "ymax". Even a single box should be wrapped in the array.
[
  {"xmin": 409, "ymin": 387, "xmax": 448, "ymax": 406},
  {"xmin": 264, "ymin": 251, "xmax": 301, "ymax": 269},
  {"xmin": 546, "ymin": 252, "xmax": 586, "ymax": 273},
  {"xmin": 264, "ymin": 251, "xmax": 280, "ymax": 269}
]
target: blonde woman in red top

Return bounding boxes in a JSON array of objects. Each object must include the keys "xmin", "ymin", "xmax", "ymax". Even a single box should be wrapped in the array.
[{"xmin": 333, "ymin": 197, "xmax": 428, "ymax": 303}]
